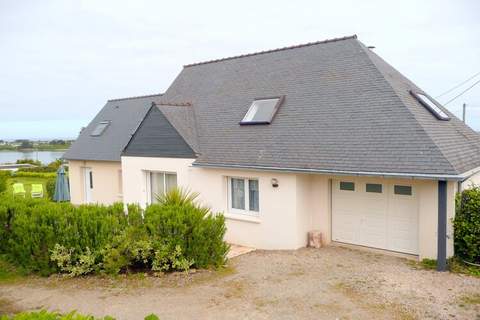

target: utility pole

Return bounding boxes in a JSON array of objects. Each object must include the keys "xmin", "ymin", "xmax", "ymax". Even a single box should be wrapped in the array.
[{"xmin": 463, "ymin": 103, "xmax": 466, "ymax": 123}]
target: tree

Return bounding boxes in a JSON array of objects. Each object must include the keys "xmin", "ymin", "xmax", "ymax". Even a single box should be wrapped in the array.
[{"xmin": 18, "ymin": 140, "xmax": 33, "ymax": 149}]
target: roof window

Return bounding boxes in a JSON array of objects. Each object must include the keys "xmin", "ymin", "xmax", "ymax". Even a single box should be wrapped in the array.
[
  {"xmin": 240, "ymin": 96, "xmax": 284, "ymax": 125},
  {"xmin": 410, "ymin": 91, "xmax": 450, "ymax": 121},
  {"xmin": 90, "ymin": 121, "xmax": 111, "ymax": 136}
]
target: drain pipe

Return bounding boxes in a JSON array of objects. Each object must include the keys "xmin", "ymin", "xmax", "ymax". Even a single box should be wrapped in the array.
[{"xmin": 437, "ymin": 180, "xmax": 447, "ymax": 271}]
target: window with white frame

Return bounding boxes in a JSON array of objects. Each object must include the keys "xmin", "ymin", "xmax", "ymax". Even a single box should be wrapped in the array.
[
  {"xmin": 148, "ymin": 171, "xmax": 177, "ymax": 204},
  {"xmin": 228, "ymin": 177, "xmax": 259, "ymax": 215}
]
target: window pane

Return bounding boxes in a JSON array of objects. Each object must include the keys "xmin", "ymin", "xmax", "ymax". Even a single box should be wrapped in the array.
[
  {"xmin": 90, "ymin": 121, "xmax": 110, "ymax": 136},
  {"xmin": 231, "ymin": 178, "xmax": 245, "ymax": 210},
  {"xmin": 241, "ymin": 98, "xmax": 281, "ymax": 124},
  {"xmin": 248, "ymin": 179, "xmax": 259, "ymax": 212},
  {"xmin": 150, "ymin": 172, "xmax": 165, "ymax": 203},
  {"xmin": 165, "ymin": 173, "xmax": 177, "ymax": 194},
  {"xmin": 366, "ymin": 183, "xmax": 382, "ymax": 193},
  {"xmin": 340, "ymin": 181, "xmax": 354, "ymax": 191},
  {"xmin": 411, "ymin": 91, "xmax": 449, "ymax": 121},
  {"xmin": 394, "ymin": 185, "xmax": 412, "ymax": 196}
]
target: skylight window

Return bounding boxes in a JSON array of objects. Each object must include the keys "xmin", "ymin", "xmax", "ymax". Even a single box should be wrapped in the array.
[
  {"xmin": 240, "ymin": 96, "xmax": 284, "ymax": 125},
  {"xmin": 410, "ymin": 91, "xmax": 450, "ymax": 121},
  {"xmin": 90, "ymin": 121, "xmax": 111, "ymax": 136}
]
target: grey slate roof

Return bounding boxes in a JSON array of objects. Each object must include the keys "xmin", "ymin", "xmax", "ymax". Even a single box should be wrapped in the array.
[
  {"xmin": 150, "ymin": 35, "xmax": 480, "ymax": 177},
  {"xmin": 123, "ymin": 105, "xmax": 196, "ymax": 158},
  {"xmin": 64, "ymin": 94, "xmax": 162, "ymax": 161}
]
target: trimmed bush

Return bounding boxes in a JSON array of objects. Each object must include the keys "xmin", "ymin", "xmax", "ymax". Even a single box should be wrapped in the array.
[
  {"xmin": 46, "ymin": 178, "xmax": 56, "ymax": 200},
  {"xmin": 0, "ymin": 309, "xmax": 158, "ymax": 319},
  {"xmin": 12, "ymin": 172, "xmax": 57, "ymax": 179},
  {"xmin": 145, "ymin": 189, "xmax": 228, "ymax": 269},
  {"xmin": 0, "ymin": 188, "xmax": 228, "ymax": 276},
  {"xmin": 18, "ymin": 166, "xmax": 57, "ymax": 173},
  {"xmin": 454, "ymin": 187, "xmax": 480, "ymax": 264},
  {"xmin": 0, "ymin": 171, "xmax": 10, "ymax": 194}
]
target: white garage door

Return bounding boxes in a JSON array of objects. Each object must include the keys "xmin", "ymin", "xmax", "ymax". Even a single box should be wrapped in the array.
[{"xmin": 332, "ymin": 179, "xmax": 418, "ymax": 255}]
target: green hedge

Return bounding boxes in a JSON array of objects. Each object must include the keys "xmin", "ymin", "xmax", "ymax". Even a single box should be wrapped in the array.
[
  {"xmin": 0, "ymin": 171, "xmax": 9, "ymax": 193},
  {"xmin": 0, "ymin": 189, "xmax": 228, "ymax": 276},
  {"xmin": 454, "ymin": 187, "xmax": 480, "ymax": 264},
  {"xmin": 0, "ymin": 310, "xmax": 159, "ymax": 320},
  {"xmin": 12, "ymin": 172, "xmax": 57, "ymax": 179},
  {"xmin": 18, "ymin": 166, "xmax": 57, "ymax": 173}
]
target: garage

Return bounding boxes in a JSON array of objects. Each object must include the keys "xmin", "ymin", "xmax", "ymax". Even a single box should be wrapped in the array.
[{"xmin": 331, "ymin": 179, "xmax": 419, "ymax": 255}]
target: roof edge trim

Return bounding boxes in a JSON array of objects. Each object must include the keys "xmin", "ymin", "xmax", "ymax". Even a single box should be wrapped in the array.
[
  {"xmin": 192, "ymin": 162, "xmax": 463, "ymax": 181},
  {"xmin": 184, "ymin": 35, "xmax": 357, "ymax": 67},
  {"xmin": 108, "ymin": 93, "xmax": 163, "ymax": 102}
]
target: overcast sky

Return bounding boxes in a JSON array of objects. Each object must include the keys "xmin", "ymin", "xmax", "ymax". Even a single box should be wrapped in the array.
[{"xmin": 1, "ymin": 0, "xmax": 479, "ymax": 140}]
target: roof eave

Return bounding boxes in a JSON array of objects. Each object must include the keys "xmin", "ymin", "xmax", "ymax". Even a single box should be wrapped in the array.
[{"xmin": 191, "ymin": 162, "xmax": 463, "ymax": 181}]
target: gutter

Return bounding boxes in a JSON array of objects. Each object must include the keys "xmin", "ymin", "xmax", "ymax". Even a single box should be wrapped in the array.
[{"xmin": 192, "ymin": 162, "xmax": 464, "ymax": 181}]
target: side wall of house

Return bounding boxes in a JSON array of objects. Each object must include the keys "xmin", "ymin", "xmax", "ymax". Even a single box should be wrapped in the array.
[
  {"xmin": 68, "ymin": 160, "xmax": 122, "ymax": 205},
  {"xmin": 122, "ymin": 156, "xmax": 302, "ymax": 249},
  {"xmin": 462, "ymin": 170, "xmax": 480, "ymax": 189},
  {"xmin": 121, "ymin": 156, "xmax": 455, "ymax": 259}
]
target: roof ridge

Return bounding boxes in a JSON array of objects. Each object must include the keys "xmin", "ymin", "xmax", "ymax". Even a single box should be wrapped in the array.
[
  {"xmin": 154, "ymin": 101, "xmax": 192, "ymax": 107},
  {"xmin": 183, "ymin": 35, "xmax": 357, "ymax": 68},
  {"xmin": 108, "ymin": 93, "xmax": 163, "ymax": 102}
]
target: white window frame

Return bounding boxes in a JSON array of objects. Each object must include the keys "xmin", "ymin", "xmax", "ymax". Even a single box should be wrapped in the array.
[
  {"xmin": 227, "ymin": 176, "xmax": 260, "ymax": 216},
  {"xmin": 145, "ymin": 170, "xmax": 177, "ymax": 204}
]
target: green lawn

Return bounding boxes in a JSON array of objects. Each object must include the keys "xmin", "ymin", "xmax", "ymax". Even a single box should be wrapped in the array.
[{"xmin": 7, "ymin": 177, "xmax": 48, "ymax": 199}]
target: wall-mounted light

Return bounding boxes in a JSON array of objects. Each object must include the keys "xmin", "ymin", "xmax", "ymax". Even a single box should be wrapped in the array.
[{"xmin": 271, "ymin": 178, "xmax": 279, "ymax": 188}]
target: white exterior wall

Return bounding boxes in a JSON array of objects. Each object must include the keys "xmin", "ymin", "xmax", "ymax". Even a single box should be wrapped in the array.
[
  {"xmin": 68, "ymin": 160, "xmax": 123, "ymax": 205},
  {"xmin": 121, "ymin": 156, "xmax": 455, "ymax": 259},
  {"xmin": 461, "ymin": 169, "xmax": 480, "ymax": 189}
]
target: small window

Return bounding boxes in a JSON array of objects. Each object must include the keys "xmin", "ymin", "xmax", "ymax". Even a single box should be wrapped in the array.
[
  {"xmin": 89, "ymin": 171, "xmax": 93, "ymax": 189},
  {"xmin": 240, "ymin": 96, "xmax": 284, "ymax": 125},
  {"xmin": 394, "ymin": 185, "xmax": 412, "ymax": 196},
  {"xmin": 340, "ymin": 181, "xmax": 355, "ymax": 191},
  {"xmin": 149, "ymin": 172, "xmax": 177, "ymax": 203},
  {"xmin": 410, "ymin": 91, "xmax": 449, "ymax": 121},
  {"xmin": 90, "ymin": 121, "xmax": 111, "ymax": 136},
  {"xmin": 366, "ymin": 183, "xmax": 382, "ymax": 193},
  {"xmin": 229, "ymin": 177, "xmax": 260, "ymax": 214}
]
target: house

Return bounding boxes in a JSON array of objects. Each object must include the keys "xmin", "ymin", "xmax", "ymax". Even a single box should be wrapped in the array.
[
  {"xmin": 64, "ymin": 94, "xmax": 162, "ymax": 204},
  {"xmin": 65, "ymin": 35, "xmax": 480, "ymax": 269}
]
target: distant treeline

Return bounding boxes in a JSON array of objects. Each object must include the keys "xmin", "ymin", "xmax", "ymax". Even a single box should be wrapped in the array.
[{"xmin": 0, "ymin": 139, "xmax": 74, "ymax": 151}]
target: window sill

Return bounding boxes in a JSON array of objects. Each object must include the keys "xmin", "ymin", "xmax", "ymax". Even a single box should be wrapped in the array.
[{"xmin": 224, "ymin": 212, "xmax": 261, "ymax": 224}]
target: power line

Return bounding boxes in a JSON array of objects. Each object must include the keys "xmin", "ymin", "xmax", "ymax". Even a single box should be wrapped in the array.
[
  {"xmin": 443, "ymin": 79, "xmax": 480, "ymax": 106},
  {"xmin": 436, "ymin": 71, "xmax": 480, "ymax": 98}
]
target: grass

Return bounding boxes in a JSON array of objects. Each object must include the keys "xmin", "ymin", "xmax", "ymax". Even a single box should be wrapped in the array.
[
  {"xmin": 449, "ymin": 257, "xmax": 480, "ymax": 278},
  {"xmin": 0, "ymin": 255, "xmax": 27, "ymax": 284},
  {"xmin": 459, "ymin": 293, "xmax": 480, "ymax": 305},
  {"xmin": 6, "ymin": 177, "xmax": 48, "ymax": 199},
  {"xmin": 409, "ymin": 257, "xmax": 480, "ymax": 278}
]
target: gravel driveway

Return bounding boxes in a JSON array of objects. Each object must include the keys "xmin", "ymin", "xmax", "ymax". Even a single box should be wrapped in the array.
[{"xmin": 1, "ymin": 246, "xmax": 479, "ymax": 319}]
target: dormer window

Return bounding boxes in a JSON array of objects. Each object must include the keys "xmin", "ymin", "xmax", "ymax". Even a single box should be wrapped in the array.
[
  {"xmin": 240, "ymin": 96, "xmax": 284, "ymax": 125},
  {"xmin": 90, "ymin": 121, "xmax": 111, "ymax": 136},
  {"xmin": 410, "ymin": 91, "xmax": 450, "ymax": 121}
]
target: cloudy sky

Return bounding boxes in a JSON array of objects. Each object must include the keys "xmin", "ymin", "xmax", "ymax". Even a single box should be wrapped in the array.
[{"xmin": 1, "ymin": 0, "xmax": 479, "ymax": 140}]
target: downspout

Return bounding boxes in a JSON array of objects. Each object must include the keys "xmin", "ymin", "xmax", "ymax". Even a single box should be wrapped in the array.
[{"xmin": 437, "ymin": 180, "xmax": 447, "ymax": 271}]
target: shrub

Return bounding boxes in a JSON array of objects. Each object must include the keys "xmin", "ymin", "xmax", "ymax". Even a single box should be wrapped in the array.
[
  {"xmin": 0, "ymin": 171, "xmax": 10, "ymax": 194},
  {"xmin": 0, "ymin": 310, "xmax": 158, "ymax": 319},
  {"xmin": 145, "ymin": 188, "xmax": 229, "ymax": 269},
  {"xmin": 46, "ymin": 178, "xmax": 56, "ymax": 200},
  {"xmin": 454, "ymin": 187, "xmax": 480, "ymax": 264},
  {"xmin": 18, "ymin": 166, "xmax": 57, "ymax": 173},
  {"xmin": 0, "ymin": 188, "xmax": 228, "ymax": 276},
  {"xmin": 15, "ymin": 159, "xmax": 41, "ymax": 166},
  {"xmin": 2, "ymin": 197, "xmax": 128, "ymax": 275},
  {"xmin": 12, "ymin": 172, "xmax": 57, "ymax": 179}
]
